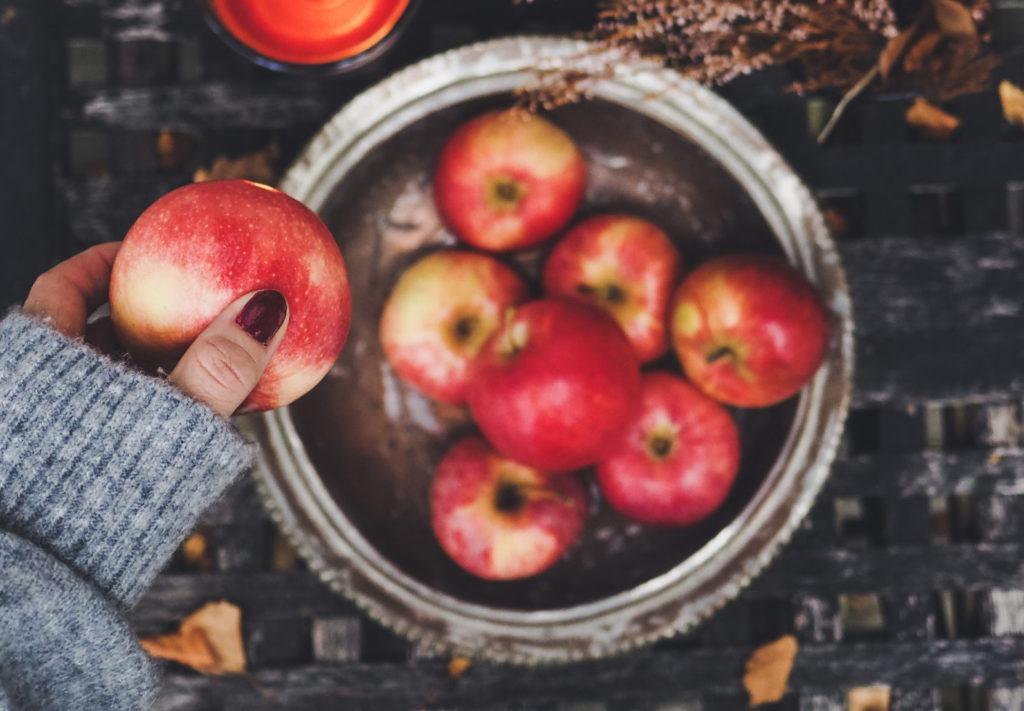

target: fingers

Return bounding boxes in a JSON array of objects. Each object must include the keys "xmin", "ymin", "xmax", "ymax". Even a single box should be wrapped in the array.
[
  {"xmin": 23, "ymin": 242, "xmax": 122, "ymax": 338},
  {"xmin": 168, "ymin": 291, "xmax": 289, "ymax": 418}
]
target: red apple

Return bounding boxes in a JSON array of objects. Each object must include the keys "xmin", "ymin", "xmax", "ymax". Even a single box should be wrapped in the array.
[
  {"xmin": 431, "ymin": 436, "xmax": 587, "ymax": 580},
  {"xmin": 468, "ymin": 298, "xmax": 641, "ymax": 472},
  {"xmin": 109, "ymin": 179, "xmax": 351, "ymax": 412},
  {"xmin": 543, "ymin": 214, "xmax": 681, "ymax": 363},
  {"xmin": 597, "ymin": 372, "xmax": 740, "ymax": 525},
  {"xmin": 434, "ymin": 110, "xmax": 587, "ymax": 252},
  {"xmin": 669, "ymin": 254, "xmax": 829, "ymax": 408},
  {"xmin": 379, "ymin": 250, "xmax": 528, "ymax": 404}
]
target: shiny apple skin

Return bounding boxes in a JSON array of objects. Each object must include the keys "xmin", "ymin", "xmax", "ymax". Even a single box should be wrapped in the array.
[
  {"xmin": 597, "ymin": 372, "xmax": 740, "ymax": 525},
  {"xmin": 431, "ymin": 436, "xmax": 587, "ymax": 580},
  {"xmin": 468, "ymin": 298, "xmax": 642, "ymax": 472},
  {"xmin": 670, "ymin": 255, "xmax": 829, "ymax": 408},
  {"xmin": 109, "ymin": 179, "xmax": 351, "ymax": 412},
  {"xmin": 379, "ymin": 250, "xmax": 528, "ymax": 405},
  {"xmin": 434, "ymin": 110, "xmax": 587, "ymax": 252},
  {"xmin": 543, "ymin": 214, "xmax": 681, "ymax": 363}
]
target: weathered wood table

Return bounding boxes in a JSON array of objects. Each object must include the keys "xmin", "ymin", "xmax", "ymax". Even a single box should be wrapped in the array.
[{"xmin": 3, "ymin": 1, "xmax": 1024, "ymax": 709}]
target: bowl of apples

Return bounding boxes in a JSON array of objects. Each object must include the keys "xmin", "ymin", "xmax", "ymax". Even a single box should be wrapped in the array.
[{"xmin": 247, "ymin": 36, "xmax": 853, "ymax": 663}]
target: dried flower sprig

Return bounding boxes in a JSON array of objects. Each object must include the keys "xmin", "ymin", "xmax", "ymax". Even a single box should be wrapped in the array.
[{"xmin": 521, "ymin": 0, "xmax": 999, "ymax": 143}]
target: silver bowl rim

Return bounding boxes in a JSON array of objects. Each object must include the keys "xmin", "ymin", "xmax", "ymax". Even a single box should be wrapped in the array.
[{"xmin": 250, "ymin": 35, "xmax": 855, "ymax": 664}]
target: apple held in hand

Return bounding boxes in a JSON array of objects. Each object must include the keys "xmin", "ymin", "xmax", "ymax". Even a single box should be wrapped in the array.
[
  {"xmin": 110, "ymin": 180, "xmax": 351, "ymax": 412},
  {"xmin": 468, "ymin": 298, "xmax": 641, "ymax": 472},
  {"xmin": 431, "ymin": 436, "xmax": 587, "ymax": 580},
  {"xmin": 543, "ymin": 214, "xmax": 681, "ymax": 363},
  {"xmin": 597, "ymin": 372, "xmax": 740, "ymax": 526},
  {"xmin": 670, "ymin": 255, "xmax": 829, "ymax": 408},
  {"xmin": 434, "ymin": 110, "xmax": 587, "ymax": 252},
  {"xmin": 380, "ymin": 250, "xmax": 528, "ymax": 405}
]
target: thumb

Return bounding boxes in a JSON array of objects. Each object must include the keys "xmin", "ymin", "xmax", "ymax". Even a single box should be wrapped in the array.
[{"xmin": 169, "ymin": 290, "xmax": 289, "ymax": 417}]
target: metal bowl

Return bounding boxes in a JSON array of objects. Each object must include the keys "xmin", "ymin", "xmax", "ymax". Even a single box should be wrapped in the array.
[{"xmin": 245, "ymin": 36, "xmax": 854, "ymax": 664}]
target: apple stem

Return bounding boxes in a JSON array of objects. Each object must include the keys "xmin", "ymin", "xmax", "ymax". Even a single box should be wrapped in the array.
[{"xmin": 706, "ymin": 345, "xmax": 734, "ymax": 365}]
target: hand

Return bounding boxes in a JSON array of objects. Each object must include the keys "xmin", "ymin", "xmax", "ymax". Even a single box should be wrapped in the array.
[{"xmin": 23, "ymin": 243, "xmax": 289, "ymax": 417}]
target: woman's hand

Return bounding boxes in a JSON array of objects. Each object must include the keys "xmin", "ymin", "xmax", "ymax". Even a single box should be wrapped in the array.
[{"xmin": 23, "ymin": 242, "xmax": 288, "ymax": 417}]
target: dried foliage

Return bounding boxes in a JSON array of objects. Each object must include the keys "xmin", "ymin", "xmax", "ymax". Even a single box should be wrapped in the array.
[
  {"xmin": 524, "ymin": 0, "xmax": 999, "ymax": 117},
  {"xmin": 1001, "ymin": 80, "xmax": 1024, "ymax": 128},
  {"xmin": 905, "ymin": 96, "xmax": 961, "ymax": 138},
  {"xmin": 193, "ymin": 143, "xmax": 280, "ymax": 185},
  {"xmin": 140, "ymin": 601, "xmax": 246, "ymax": 675},
  {"xmin": 742, "ymin": 634, "xmax": 798, "ymax": 706}
]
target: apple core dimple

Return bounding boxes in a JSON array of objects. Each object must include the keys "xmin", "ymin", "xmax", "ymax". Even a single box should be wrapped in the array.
[{"xmin": 494, "ymin": 481, "xmax": 526, "ymax": 514}]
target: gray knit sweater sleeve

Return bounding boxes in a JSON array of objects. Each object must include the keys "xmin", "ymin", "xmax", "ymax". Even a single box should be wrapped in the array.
[{"xmin": 0, "ymin": 311, "xmax": 255, "ymax": 709}]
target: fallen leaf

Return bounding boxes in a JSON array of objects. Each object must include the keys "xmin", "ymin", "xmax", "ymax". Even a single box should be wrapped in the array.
[
  {"xmin": 906, "ymin": 97, "xmax": 960, "ymax": 139},
  {"xmin": 448, "ymin": 655, "xmax": 472, "ymax": 679},
  {"xmin": 141, "ymin": 601, "xmax": 246, "ymax": 675},
  {"xmin": 193, "ymin": 144, "xmax": 280, "ymax": 185},
  {"xmin": 930, "ymin": 0, "xmax": 977, "ymax": 40},
  {"xmin": 879, "ymin": 27, "xmax": 916, "ymax": 79},
  {"xmin": 1000, "ymin": 80, "xmax": 1024, "ymax": 128},
  {"xmin": 180, "ymin": 531, "xmax": 212, "ymax": 570},
  {"xmin": 822, "ymin": 208, "xmax": 848, "ymax": 239},
  {"xmin": 156, "ymin": 130, "xmax": 194, "ymax": 171},
  {"xmin": 743, "ymin": 635, "xmax": 798, "ymax": 707},
  {"xmin": 849, "ymin": 685, "xmax": 892, "ymax": 711}
]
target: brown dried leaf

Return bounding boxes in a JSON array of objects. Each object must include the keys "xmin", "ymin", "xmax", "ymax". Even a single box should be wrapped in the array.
[
  {"xmin": 1000, "ymin": 80, "xmax": 1024, "ymax": 128},
  {"xmin": 180, "ymin": 531, "xmax": 212, "ymax": 571},
  {"xmin": 141, "ymin": 601, "xmax": 246, "ymax": 675},
  {"xmin": 902, "ymin": 32, "xmax": 943, "ymax": 74},
  {"xmin": 879, "ymin": 27, "xmax": 916, "ymax": 80},
  {"xmin": 931, "ymin": 0, "xmax": 977, "ymax": 39},
  {"xmin": 848, "ymin": 685, "xmax": 892, "ymax": 711},
  {"xmin": 743, "ymin": 635, "xmax": 798, "ymax": 707},
  {"xmin": 448, "ymin": 655, "xmax": 472, "ymax": 679},
  {"xmin": 906, "ymin": 97, "xmax": 961, "ymax": 139},
  {"xmin": 193, "ymin": 144, "xmax": 280, "ymax": 185}
]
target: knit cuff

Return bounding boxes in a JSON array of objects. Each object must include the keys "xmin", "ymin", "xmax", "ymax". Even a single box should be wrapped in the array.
[{"xmin": 0, "ymin": 311, "xmax": 254, "ymax": 607}]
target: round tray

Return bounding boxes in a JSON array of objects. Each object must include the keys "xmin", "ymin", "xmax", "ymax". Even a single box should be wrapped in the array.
[{"xmin": 245, "ymin": 36, "xmax": 854, "ymax": 664}]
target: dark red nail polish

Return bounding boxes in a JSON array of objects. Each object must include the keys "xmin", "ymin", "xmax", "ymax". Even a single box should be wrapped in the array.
[{"xmin": 236, "ymin": 290, "xmax": 287, "ymax": 345}]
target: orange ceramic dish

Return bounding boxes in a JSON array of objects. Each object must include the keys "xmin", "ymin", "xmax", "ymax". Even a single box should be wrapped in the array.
[{"xmin": 209, "ymin": 0, "xmax": 411, "ymax": 66}]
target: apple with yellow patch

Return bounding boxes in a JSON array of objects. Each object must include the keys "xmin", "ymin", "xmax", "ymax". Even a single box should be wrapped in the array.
[
  {"xmin": 431, "ymin": 436, "xmax": 587, "ymax": 580},
  {"xmin": 434, "ymin": 109, "xmax": 587, "ymax": 252},
  {"xmin": 109, "ymin": 179, "xmax": 351, "ymax": 412},
  {"xmin": 379, "ymin": 250, "xmax": 527, "ymax": 405},
  {"xmin": 543, "ymin": 214, "xmax": 681, "ymax": 363},
  {"xmin": 670, "ymin": 254, "xmax": 829, "ymax": 408}
]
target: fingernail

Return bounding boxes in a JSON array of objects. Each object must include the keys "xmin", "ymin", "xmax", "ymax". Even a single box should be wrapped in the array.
[{"xmin": 236, "ymin": 290, "xmax": 287, "ymax": 345}]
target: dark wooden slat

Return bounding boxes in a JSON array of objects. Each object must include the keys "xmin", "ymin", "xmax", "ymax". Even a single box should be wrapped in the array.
[
  {"xmin": 152, "ymin": 638, "xmax": 1024, "ymax": 710},
  {"xmin": 845, "ymin": 232, "xmax": 1024, "ymax": 407},
  {"xmin": 0, "ymin": 1, "xmax": 60, "ymax": 306},
  {"xmin": 752, "ymin": 543, "xmax": 1024, "ymax": 596},
  {"xmin": 66, "ymin": 83, "xmax": 331, "ymax": 130},
  {"xmin": 828, "ymin": 450, "xmax": 1024, "ymax": 498}
]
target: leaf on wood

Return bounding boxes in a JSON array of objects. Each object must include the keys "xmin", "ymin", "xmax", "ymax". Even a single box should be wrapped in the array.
[
  {"xmin": 193, "ymin": 144, "xmax": 280, "ymax": 185},
  {"xmin": 823, "ymin": 207, "xmax": 849, "ymax": 239},
  {"xmin": 743, "ymin": 635, "xmax": 798, "ymax": 707},
  {"xmin": 447, "ymin": 655, "xmax": 472, "ymax": 679},
  {"xmin": 879, "ymin": 27, "xmax": 916, "ymax": 80},
  {"xmin": 1000, "ymin": 80, "xmax": 1024, "ymax": 128},
  {"xmin": 848, "ymin": 685, "xmax": 892, "ymax": 711},
  {"xmin": 179, "ymin": 530, "xmax": 212, "ymax": 571},
  {"xmin": 930, "ymin": 0, "xmax": 977, "ymax": 39},
  {"xmin": 155, "ymin": 129, "xmax": 194, "ymax": 171},
  {"xmin": 906, "ymin": 97, "xmax": 960, "ymax": 139},
  {"xmin": 140, "ymin": 601, "xmax": 246, "ymax": 675}
]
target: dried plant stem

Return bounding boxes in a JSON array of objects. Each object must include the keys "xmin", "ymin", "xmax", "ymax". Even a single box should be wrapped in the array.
[{"xmin": 817, "ymin": 64, "xmax": 880, "ymax": 144}]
